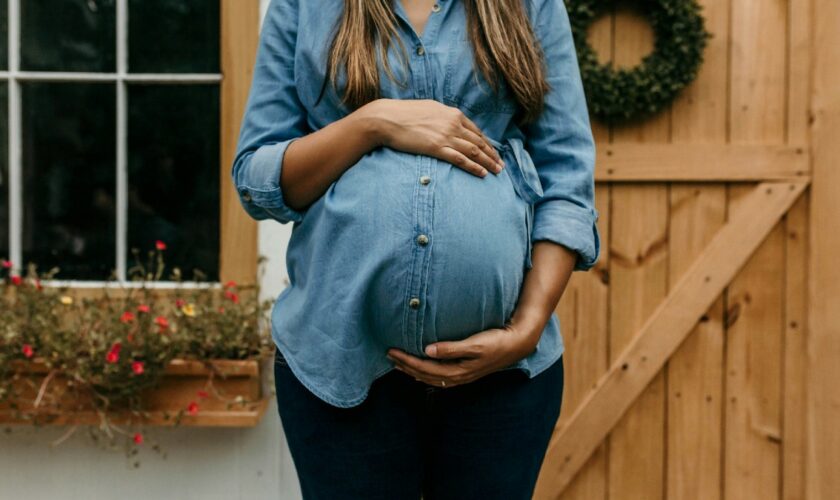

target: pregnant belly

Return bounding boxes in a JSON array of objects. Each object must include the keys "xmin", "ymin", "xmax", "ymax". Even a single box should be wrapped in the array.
[{"xmin": 290, "ymin": 147, "xmax": 530, "ymax": 351}]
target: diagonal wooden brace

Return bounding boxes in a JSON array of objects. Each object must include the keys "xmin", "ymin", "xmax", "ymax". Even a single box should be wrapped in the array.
[{"xmin": 535, "ymin": 180, "xmax": 810, "ymax": 498}]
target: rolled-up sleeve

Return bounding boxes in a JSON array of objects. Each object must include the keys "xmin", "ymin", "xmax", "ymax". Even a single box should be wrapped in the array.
[
  {"xmin": 231, "ymin": 0, "xmax": 308, "ymax": 225},
  {"xmin": 523, "ymin": 0, "xmax": 601, "ymax": 271}
]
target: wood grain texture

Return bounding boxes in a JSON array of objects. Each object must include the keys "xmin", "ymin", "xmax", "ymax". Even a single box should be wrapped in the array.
[
  {"xmin": 220, "ymin": 0, "xmax": 261, "ymax": 285},
  {"xmin": 807, "ymin": 0, "xmax": 840, "ymax": 497},
  {"xmin": 536, "ymin": 181, "xmax": 807, "ymax": 496}
]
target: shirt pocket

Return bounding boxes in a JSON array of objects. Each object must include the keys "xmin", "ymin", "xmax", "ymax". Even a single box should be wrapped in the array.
[
  {"xmin": 442, "ymin": 37, "xmax": 518, "ymax": 114},
  {"xmin": 492, "ymin": 136, "xmax": 545, "ymax": 270}
]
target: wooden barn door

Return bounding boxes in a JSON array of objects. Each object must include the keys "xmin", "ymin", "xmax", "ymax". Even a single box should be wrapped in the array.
[{"xmin": 531, "ymin": 0, "xmax": 829, "ymax": 498}]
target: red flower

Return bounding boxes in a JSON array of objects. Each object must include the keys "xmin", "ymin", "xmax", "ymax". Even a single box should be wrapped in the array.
[
  {"xmin": 133, "ymin": 432, "xmax": 143, "ymax": 445},
  {"xmin": 110, "ymin": 342, "xmax": 122, "ymax": 353},
  {"xmin": 224, "ymin": 280, "xmax": 237, "ymax": 289},
  {"xmin": 196, "ymin": 390, "xmax": 209, "ymax": 399},
  {"xmin": 120, "ymin": 311, "xmax": 136, "ymax": 323},
  {"xmin": 137, "ymin": 304, "xmax": 151, "ymax": 313},
  {"xmin": 131, "ymin": 361, "xmax": 145, "ymax": 375},
  {"xmin": 34, "ymin": 279, "xmax": 42, "ymax": 291},
  {"xmin": 154, "ymin": 316, "xmax": 169, "ymax": 328},
  {"xmin": 155, "ymin": 240, "xmax": 167, "ymax": 251},
  {"xmin": 10, "ymin": 275, "xmax": 22, "ymax": 286},
  {"xmin": 174, "ymin": 298, "xmax": 186, "ymax": 308},
  {"xmin": 224, "ymin": 290, "xmax": 239, "ymax": 304},
  {"xmin": 187, "ymin": 401, "xmax": 199, "ymax": 415},
  {"xmin": 1, "ymin": 259, "xmax": 11, "ymax": 269},
  {"xmin": 22, "ymin": 344, "xmax": 34, "ymax": 358},
  {"xmin": 106, "ymin": 351, "xmax": 119, "ymax": 363}
]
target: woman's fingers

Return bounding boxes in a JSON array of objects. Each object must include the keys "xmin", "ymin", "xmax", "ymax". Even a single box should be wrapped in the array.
[
  {"xmin": 453, "ymin": 134, "xmax": 504, "ymax": 174},
  {"xmin": 459, "ymin": 115, "xmax": 503, "ymax": 164}
]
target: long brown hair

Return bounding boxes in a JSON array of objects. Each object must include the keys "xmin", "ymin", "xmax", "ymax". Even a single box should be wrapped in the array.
[{"xmin": 318, "ymin": 0, "xmax": 550, "ymax": 125}]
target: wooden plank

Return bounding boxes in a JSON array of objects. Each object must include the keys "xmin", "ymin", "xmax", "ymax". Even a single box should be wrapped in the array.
[
  {"xmin": 665, "ymin": 0, "xmax": 729, "ymax": 497},
  {"xmin": 726, "ymin": 1, "xmax": 788, "ymax": 498},
  {"xmin": 536, "ymin": 180, "xmax": 807, "ymax": 496},
  {"xmin": 605, "ymin": 7, "xmax": 670, "ymax": 499},
  {"xmin": 783, "ymin": 193, "xmax": 808, "ymax": 500},
  {"xmin": 807, "ymin": 0, "xmax": 840, "ymax": 496},
  {"xmin": 724, "ymin": 184, "xmax": 785, "ymax": 500},
  {"xmin": 594, "ymin": 144, "xmax": 809, "ymax": 182},
  {"xmin": 220, "ymin": 0, "xmax": 260, "ymax": 285}
]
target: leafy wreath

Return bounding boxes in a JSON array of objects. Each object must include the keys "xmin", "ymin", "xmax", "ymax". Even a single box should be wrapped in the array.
[{"xmin": 565, "ymin": 0, "xmax": 712, "ymax": 123}]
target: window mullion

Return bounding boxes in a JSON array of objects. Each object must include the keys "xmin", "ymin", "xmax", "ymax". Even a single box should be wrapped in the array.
[
  {"xmin": 8, "ymin": 0, "xmax": 21, "ymax": 274},
  {"xmin": 116, "ymin": 0, "xmax": 128, "ymax": 281}
]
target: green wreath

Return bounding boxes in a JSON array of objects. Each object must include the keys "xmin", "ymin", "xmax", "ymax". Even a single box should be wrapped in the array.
[{"xmin": 565, "ymin": 0, "xmax": 712, "ymax": 123}]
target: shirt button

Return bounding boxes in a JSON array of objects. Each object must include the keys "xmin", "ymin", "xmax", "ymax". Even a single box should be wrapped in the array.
[
  {"xmin": 416, "ymin": 45, "xmax": 425, "ymax": 56},
  {"xmin": 241, "ymin": 190, "xmax": 252, "ymax": 202},
  {"xmin": 409, "ymin": 297, "xmax": 421, "ymax": 309},
  {"xmin": 419, "ymin": 175, "xmax": 431, "ymax": 185},
  {"xmin": 416, "ymin": 234, "xmax": 429, "ymax": 246},
  {"xmin": 432, "ymin": 3, "xmax": 441, "ymax": 12}
]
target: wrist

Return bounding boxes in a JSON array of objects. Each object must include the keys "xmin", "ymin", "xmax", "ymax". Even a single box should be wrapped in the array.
[
  {"xmin": 355, "ymin": 98, "xmax": 392, "ymax": 149},
  {"xmin": 509, "ymin": 307, "xmax": 549, "ymax": 349}
]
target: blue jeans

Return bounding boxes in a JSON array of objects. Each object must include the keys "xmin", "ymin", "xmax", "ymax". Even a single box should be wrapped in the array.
[{"xmin": 273, "ymin": 348, "xmax": 565, "ymax": 499}]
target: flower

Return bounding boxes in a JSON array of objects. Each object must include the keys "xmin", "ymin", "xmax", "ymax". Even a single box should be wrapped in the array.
[
  {"xmin": 133, "ymin": 432, "xmax": 143, "ymax": 445},
  {"xmin": 174, "ymin": 298, "xmax": 186, "ymax": 308},
  {"xmin": 224, "ymin": 290, "xmax": 239, "ymax": 304},
  {"xmin": 196, "ymin": 390, "xmax": 209, "ymax": 399},
  {"xmin": 59, "ymin": 295, "xmax": 73, "ymax": 305},
  {"xmin": 120, "ymin": 311, "xmax": 136, "ymax": 323},
  {"xmin": 224, "ymin": 280, "xmax": 237, "ymax": 289},
  {"xmin": 137, "ymin": 304, "xmax": 150, "ymax": 313},
  {"xmin": 187, "ymin": 401, "xmax": 199, "ymax": 415},
  {"xmin": 34, "ymin": 279, "xmax": 42, "ymax": 291},
  {"xmin": 22, "ymin": 344, "xmax": 34, "ymax": 358},
  {"xmin": 106, "ymin": 351, "xmax": 119, "ymax": 363},
  {"xmin": 110, "ymin": 342, "xmax": 122, "ymax": 353},
  {"xmin": 181, "ymin": 303, "xmax": 196, "ymax": 317},
  {"xmin": 154, "ymin": 316, "xmax": 169, "ymax": 328},
  {"xmin": 1, "ymin": 259, "xmax": 11, "ymax": 268},
  {"xmin": 217, "ymin": 306, "xmax": 225, "ymax": 313},
  {"xmin": 10, "ymin": 275, "xmax": 22, "ymax": 286},
  {"xmin": 131, "ymin": 361, "xmax": 145, "ymax": 375},
  {"xmin": 155, "ymin": 240, "xmax": 167, "ymax": 251}
]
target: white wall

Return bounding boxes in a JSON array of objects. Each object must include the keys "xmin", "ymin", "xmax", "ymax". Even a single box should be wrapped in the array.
[{"xmin": 0, "ymin": 1, "xmax": 303, "ymax": 498}]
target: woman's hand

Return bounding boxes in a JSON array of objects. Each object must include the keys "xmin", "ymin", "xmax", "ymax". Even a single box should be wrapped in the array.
[
  {"xmin": 368, "ymin": 98, "xmax": 505, "ymax": 178},
  {"xmin": 386, "ymin": 322, "xmax": 538, "ymax": 388}
]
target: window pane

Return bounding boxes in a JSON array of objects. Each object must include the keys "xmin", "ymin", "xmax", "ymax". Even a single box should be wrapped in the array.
[
  {"xmin": 0, "ymin": 84, "xmax": 7, "ymax": 261},
  {"xmin": 22, "ymin": 83, "xmax": 116, "ymax": 280},
  {"xmin": 21, "ymin": 0, "xmax": 116, "ymax": 72},
  {"xmin": 0, "ymin": 2, "xmax": 8, "ymax": 70},
  {"xmin": 127, "ymin": 84, "xmax": 219, "ymax": 281},
  {"xmin": 128, "ymin": 0, "xmax": 219, "ymax": 73}
]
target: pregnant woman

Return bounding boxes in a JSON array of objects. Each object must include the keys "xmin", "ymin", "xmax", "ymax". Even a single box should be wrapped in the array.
[{"xmin": 232, "ymin": 0, "xmax": 600, "ymax": 498}]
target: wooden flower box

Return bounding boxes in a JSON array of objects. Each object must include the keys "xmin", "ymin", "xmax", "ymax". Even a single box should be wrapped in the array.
[{"xmin": 0, "ymin": 354, "xmax": 274, "ymax": 427}]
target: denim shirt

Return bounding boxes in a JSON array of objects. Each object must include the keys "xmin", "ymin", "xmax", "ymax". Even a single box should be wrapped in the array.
[{"xmin": 232, "ymin": 0, "xmax": 600, "ymax": 408}]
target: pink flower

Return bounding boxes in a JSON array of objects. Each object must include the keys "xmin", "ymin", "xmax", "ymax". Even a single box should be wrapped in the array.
[
  {"xmin": 174, "ymin": 298, "xmax": 186, "ymax": 308},
  {"xmin": 224, "ymin": 280, "xmax": 237, "ymax": 289},
  {"xmin": 10, "ymin": 275, "xmax": 22, "ymax": 286},
  {"xmin": 106, "ymin": 351, "xmax": 119, "ymax": 364},
  {"xmin": 187, "ymin": 401, "xmax": 199, "ymax": 416},
  {"xmin": 131, "ymin": 361, "xmax": 145, "ymax": 375},
  {"xmin": 120, "ymin": 311, "xmax": 136, "ymax": 323},
  {"xmin": 1, "ymin": 259, "xmax": 11, "ymax": 268},
  {"xmin": 22, "ymin": 344, "xmax": 34, "ymax": 358},
  {"xmin": 133, "ymin": 432, "xmax": 143, "ymax": 445},
  {"xmin": 137, "ymin": 304, "xmax": 150, "ymax": 313},
  {"xmin": 154, "ymin": 316, "xmax": 169, "ymax": 328},
  {"xmin": 155, "ymin": 240, "xmax": 167, "ymax": 251}
]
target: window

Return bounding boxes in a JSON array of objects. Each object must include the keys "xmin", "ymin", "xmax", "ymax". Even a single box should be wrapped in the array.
[{"xmin": 0, "ymin": 0, "xmax": 257, "ymax": 286}]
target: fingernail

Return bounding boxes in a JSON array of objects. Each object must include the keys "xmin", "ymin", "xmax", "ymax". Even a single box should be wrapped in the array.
[
  {"xmin": 497, "ymin": 160, "xmax": 504, "ymax": 170},
  {"xmin": 425, "ymin": 345, "xmax": 437, "ymax": 357}
]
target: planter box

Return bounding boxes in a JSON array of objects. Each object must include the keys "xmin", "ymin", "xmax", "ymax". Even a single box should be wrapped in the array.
[{"xmin": 0, "ymin": 354, "xmax": 274, "ymax": 427}]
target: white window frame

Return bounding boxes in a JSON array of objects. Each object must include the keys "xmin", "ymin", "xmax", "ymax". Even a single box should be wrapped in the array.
[{"xmin": 4, "ymin": 0, "xmax": 223, "ymax": 289}]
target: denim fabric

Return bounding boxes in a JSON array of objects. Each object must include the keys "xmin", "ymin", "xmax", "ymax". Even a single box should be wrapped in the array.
[
  {"xmin": 273, "ymin": 347, "xmax": 565, "ymax": 499},
  {"xmin": 232, "ymin": 0, "xmax": 599, "ymax": 408}
]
